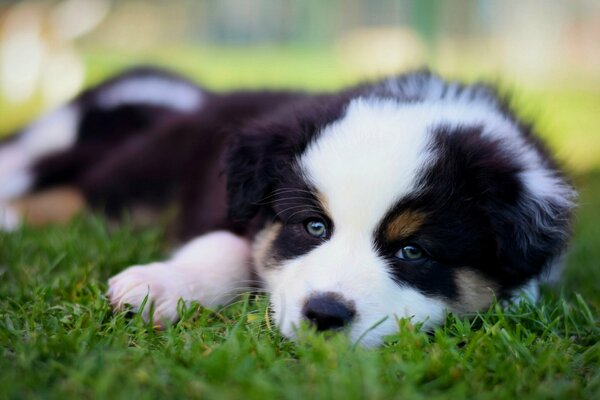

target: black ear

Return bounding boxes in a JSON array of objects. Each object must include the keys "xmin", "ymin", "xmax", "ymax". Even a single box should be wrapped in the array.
[
  {"xmin": 484, "ymin": 172, "xmax": 575, "ymax": 281},
  {"xmin": 464, "ymin": 134, "xmax": 576, "ymax": 281},
  {"xmin": 431, "ymin": 125, "xmax": 576, "ymax": 282},
  {"xmin": 225, "ymin": 131, "xmax": 294, "ymax": 222}
]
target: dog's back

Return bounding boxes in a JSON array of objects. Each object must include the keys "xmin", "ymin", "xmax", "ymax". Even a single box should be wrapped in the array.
[{"xmin": 0, "ymin": 67, "xmax": 305, "ymax": 238}]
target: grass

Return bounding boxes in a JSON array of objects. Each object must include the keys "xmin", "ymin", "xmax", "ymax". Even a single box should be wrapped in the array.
[
  {"xmin": 1, "ymin": 47, "xmax": 600, "ymax": 399},
  {"xmin": 0, "ymin": 192, "xmax": 599, "ymax": 399}
]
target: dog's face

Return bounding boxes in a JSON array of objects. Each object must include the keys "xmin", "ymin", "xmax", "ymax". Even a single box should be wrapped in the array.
[{"xmin": 227, "ymin": 76, "xmax": 575, "ymax": 347}]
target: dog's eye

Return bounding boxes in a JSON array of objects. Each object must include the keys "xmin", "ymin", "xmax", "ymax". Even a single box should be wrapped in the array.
[
  {"xmin": 305, "ymin": 219, "xmax": 328, "ymax": 238},
  {"xmin": 395, "ymin": 245, "xmax": 425, "ymax": 261}
]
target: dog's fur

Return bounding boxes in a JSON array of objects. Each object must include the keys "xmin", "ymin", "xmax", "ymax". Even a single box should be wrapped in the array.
[{"xmin": 0, "ymin": 68, "xmax": 575, "ymax": 346}]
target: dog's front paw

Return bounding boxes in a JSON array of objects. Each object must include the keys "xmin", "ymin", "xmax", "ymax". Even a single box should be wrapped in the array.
[{"xmin": 107, "ymin": 262, "xmax": 188, "ymax": 325}]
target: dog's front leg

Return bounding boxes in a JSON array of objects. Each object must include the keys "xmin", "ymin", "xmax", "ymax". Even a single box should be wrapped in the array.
[{"xmin": 107, "ymin": 231, "xmax": 252, "ymax": 325}]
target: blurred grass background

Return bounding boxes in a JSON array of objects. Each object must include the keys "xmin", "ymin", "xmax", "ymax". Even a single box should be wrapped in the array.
[{"xmin": 0, "ymin": 0, "xmax": 598, "ymax": 299}]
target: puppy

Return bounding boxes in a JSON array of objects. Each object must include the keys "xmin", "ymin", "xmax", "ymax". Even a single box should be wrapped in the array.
[{"xmin": 0, "ymin": 68, "xmax": 575, "ymax": 346}]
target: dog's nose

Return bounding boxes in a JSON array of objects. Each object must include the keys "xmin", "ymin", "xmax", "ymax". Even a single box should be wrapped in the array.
[{"xmin": 302, "ymin": 293, "xmax": 356, "ymax": 331}]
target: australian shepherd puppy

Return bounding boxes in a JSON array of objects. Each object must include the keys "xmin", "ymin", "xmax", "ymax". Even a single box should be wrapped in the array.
[{"xmin": 0, "ymin": 68, "xmax": 575, "ymax": 346}]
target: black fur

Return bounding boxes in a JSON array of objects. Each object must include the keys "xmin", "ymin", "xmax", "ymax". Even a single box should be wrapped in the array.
[{"xmin": 226, "ymin": 92, "xmax": 353, "ymax": 222}]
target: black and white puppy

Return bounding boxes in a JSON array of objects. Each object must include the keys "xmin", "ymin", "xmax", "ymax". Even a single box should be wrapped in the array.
[{"xmin": 0, "ymin": 68, "xmax": 575, "ymax": 346}]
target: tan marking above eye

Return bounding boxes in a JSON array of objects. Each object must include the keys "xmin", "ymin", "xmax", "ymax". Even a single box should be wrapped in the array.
[
  {"xmin": 315, "ymin": 192, "xmax": 331, "ymax": 217},
  {"xmin": 385, "ymin": 210, "xmax": 427, "ymax": 241}
]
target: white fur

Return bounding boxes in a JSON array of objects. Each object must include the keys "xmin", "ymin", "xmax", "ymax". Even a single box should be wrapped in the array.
[
  {"xmin": 97, "ymin": 76, "xmax": 203, "ymax": 112},
  {"xmin": 0, "ymin": 143, "xmax": 29, "ymax": 179},
  {"xmin": 382, "ymin": 74, "xmax": 499, "ymax": 107},
  {"xmin": 0, "ymin": 169, "xmax": 33, "ymax": 201},
  {"xmin": 510, "ymin": 279, "xmax": 540, "ymax": 303},
  {"xmin": 510, "ymin": 256, "xmax": 565, "ymax": 304},
  {"xmin": 107, "ymin": 231, "xmax": 252, "ymax": 324},
  {"xmin": 0, "ymin": 203, "xmax": 21, "ymax": 231},
  {"xmin": 19, "ymin": 105, "xmax": 80, "ymax": 159},
  {"xmin": 0, "ymin": 105, "xmax": 79, "ymax": 204}
]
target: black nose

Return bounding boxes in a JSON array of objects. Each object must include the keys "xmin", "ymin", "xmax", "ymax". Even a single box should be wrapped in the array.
[{"xmin": 302, "ymin": 293, "xmax": 356, "ymax": 331}]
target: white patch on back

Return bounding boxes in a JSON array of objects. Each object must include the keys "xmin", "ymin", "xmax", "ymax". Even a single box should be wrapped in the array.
[
  {"xmin": 97, "ymin": 76, "xmax": 203, "ymax": 112},
  {"xmin": 19, "ymin": 105, "xmax": 80, "ymax": 159},
  {"xmin": 0, "ymin": 170, "xmax": 33, "ymax": 201},
  {"xmin": 0, "ymin": 105, "xmax": 79, "ymax": 201}
]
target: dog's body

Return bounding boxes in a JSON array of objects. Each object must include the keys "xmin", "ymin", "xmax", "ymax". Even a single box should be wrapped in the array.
[{"xmin": 0, "ymin": 68, "xmax": 575, "ymax": 346}]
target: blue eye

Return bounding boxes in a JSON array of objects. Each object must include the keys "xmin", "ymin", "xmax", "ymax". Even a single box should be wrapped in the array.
[
  {"xmin": 395, "ymin": 245, "xmax": 424, "ymax": 261},
  {"xmin": 305, "ymin": 219, "xmax": 327, "ymax": 238}
]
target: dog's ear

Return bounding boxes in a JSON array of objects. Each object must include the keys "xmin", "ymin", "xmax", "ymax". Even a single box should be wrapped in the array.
[
  {"xmin": 226, "ymin": 131, "xmax": 294, "ymax": 222},
  {"xmin": 431, "ymin": 126, "xmax": 576, "ymax": 281},
  {"xmin": 484, "ymin": 172, "xmax": 575, "ymax": 281},
  {"xmin": 471, "ymin": 143, "xmax": 575, "ymax": 281}
]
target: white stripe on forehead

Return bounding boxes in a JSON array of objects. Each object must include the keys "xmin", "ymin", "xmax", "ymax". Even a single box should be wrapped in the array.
[
  {"xmin": 299, "ymin": 96, "xmax": 530, "ymax": 234},
  {"xmin": 299, "ymin": 98, "xmax": 433, "ymax": 233}
]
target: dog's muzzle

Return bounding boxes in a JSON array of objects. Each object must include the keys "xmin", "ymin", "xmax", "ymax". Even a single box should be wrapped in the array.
[{"xmin": 302, "ymin": 292, "xmax": 356, "ymax": 331}]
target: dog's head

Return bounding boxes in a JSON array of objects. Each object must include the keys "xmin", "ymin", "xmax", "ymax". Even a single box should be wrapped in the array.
[{"xmin": 226, "ymin": 73, "xmax": 575, "ymax": 347}]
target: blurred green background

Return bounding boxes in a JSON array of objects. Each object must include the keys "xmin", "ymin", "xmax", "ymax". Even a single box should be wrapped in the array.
[{"xmin": 0, "ymin": 0, "xmax": 599, "ymax": 172}]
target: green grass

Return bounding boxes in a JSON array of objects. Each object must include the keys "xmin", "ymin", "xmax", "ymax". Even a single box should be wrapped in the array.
[
  {"xmin": 1, "ymin": 47, "xmax": 600, "ymax": 399},
  {"xmin": 0, "ymin": 176, "xmax": 599, "ymax": 400},
  {"xmin": 1, "ymin": 179, "xmax": 599, "ymax": 399}
]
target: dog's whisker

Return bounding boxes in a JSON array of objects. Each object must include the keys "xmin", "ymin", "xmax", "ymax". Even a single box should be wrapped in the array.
[
  {"xmin": 282, "ymin": 208, "xmax": 321, "ymax": 222},
  {"xmin": 274, "ymin": 204, "xmax": 321, "ymax": 214},
  {"xmin": 200, "ymin": 281, "xmax": 270, "ymax": 306},
  {"xmin": 222, "ymin": 279, "xmax": 265, "ymax": 286},
  {"xmin": 273, "ymin": 205, "xmax": 321, "ymax": 220},
  {"xmin": 257, "ymin": 196, "xmax": 321, "ymax": 206},
  {"xmin": 271, "ymin": 187, "xmax": 314, "ymax": 195},
  {"xmin": 211, "ymin": 293, "xmax": 270, "ymax": 312},
  {"xmin": 259, "ymin": 188, "xmax": 316, "ymax": 200}
]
